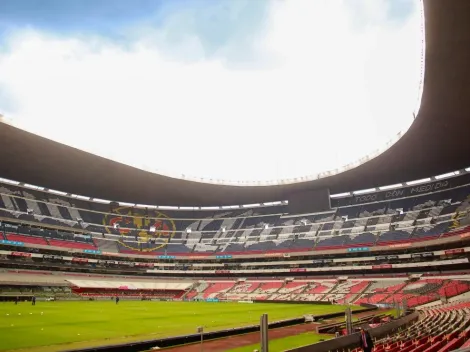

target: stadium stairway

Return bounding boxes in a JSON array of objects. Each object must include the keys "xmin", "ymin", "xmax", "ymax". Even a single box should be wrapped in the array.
[
  {"xmin": 349, "ymin": 281, "xmax": 374, "ymax": 304},
  {"xmin": 186, "ymin": 281, "xmax": 210, "ymax": 300}
]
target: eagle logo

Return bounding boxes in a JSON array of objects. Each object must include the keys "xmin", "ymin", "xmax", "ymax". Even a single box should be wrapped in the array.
[{"xmin": 103, "ymin": 207, "xmax": 176, "ymax": 252}]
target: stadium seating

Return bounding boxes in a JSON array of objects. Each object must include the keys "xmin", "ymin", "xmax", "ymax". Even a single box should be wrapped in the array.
[
  {"xmin": 363, "ymin": 301, "xmax": 470, "ymax": 352},
  {"xmin": 5, "ymin": 233, "xmax": 48, "ymax": 246},
  {"xmin": 0, "ymin": 175, "xmax": 469, "ymax": 256},
  {"xmin": 356, "ymin": 279, "xmax": 470, "ymax": 307},
  {"xmin": 1, "ymin": 267, "xmax": 470, "ymax": 307},
  {"xmin": 181, "ymin": 278, "xmax": 470, "ymax": 306}
]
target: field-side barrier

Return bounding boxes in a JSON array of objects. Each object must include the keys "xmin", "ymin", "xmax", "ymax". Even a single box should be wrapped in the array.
[
  {"xmin": 284, "ymin": 311, "xmax": 419, "ymax": 352},
  {"xmin": 62, "ymin": 307, "xmax": 376, "ymax": 352}
]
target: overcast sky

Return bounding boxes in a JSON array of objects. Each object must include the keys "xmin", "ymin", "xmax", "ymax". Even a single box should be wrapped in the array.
[{"xmin": 0, "ymin": 0, "xmax": 423, "ymax": 184}]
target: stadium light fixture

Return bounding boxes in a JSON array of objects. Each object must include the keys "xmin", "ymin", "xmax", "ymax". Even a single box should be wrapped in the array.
[
  {"xmin": 48, "ymin": 189, "xmax": 67, "ymax": 196},
  {"xmin": 70, "ymin": 194, "xmax": 89, "ymax": 200},
  {"xmin": 119, "ymin": 202, "xmax": 134, "ymax": 207},
  {"xmin": 465, "ymin": 167, "xmax": 470, "ymax": 172},
  {"xmin": 353, "ymin": 188, "xmax": 376, "ymax": 195},
  {"xmin": 379, "ymin": 184, "xmax": 403, "ymax": 191},
  {"xmin": 330, "ymin": 192, "xmax": 351, "ymax": 198},
  {"xmin": 406, "ymin": 178, "xmax": 431, "ymax": 185},
  {"xmin": 158, "ymin": 206, "xmax": 179, "ymax": 210},
  {"xmin": 435, "ymin": 171, "xmax": 459, "ymax": 180},
  {"xmin": 242, "ymin": 203, "xmax": 261, "ymax": 208},
  {"xmin": 0, "ymin": 177, "xmax": 19, "ymax": 185},
  {"xmin": 92, "ymin": 198, "xmax": 111, "ymax": 204},
  {"xmin": 24, "ymin": 183, "xmax": 42, "ymax": 190}
]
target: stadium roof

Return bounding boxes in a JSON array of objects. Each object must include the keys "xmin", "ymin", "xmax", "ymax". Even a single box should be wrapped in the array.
[{"xmin": 0, "ymin": 0, "xmax": 469, "ymax": 207}]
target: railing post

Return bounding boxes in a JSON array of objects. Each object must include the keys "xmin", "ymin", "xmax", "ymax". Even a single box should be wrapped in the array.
[{"xmin": 260, "ymin": 313, "xmax": 269, "ymax": 352}]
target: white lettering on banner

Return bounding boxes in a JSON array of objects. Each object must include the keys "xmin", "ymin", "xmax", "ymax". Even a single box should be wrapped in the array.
[
  {"xmin": 355, "ymin": 194, "xmax": 378, "ymax": 203},
  {"xmin": 410, "ymin": 181, "xmax": 449, "ymax": 194},
  {"xmin": 385, "ymin": 189, "xmax": 405, "ymax": 199}
]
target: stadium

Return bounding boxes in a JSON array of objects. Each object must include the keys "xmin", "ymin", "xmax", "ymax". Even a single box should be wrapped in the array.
[{"xmin": 1, "ymin": 0, "xmax": 470, "ymax": 352}]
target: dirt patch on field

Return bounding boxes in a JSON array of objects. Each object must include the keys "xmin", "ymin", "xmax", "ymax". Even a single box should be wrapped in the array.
[{"xmin": 162, "ymin": 323, "xmax": 322, "ymax": 352}]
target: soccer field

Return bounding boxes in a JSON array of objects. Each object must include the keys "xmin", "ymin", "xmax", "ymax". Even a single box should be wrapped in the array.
[{"xmin": 0, "ymin": 301, "xmax": 353, "ymax": 352}]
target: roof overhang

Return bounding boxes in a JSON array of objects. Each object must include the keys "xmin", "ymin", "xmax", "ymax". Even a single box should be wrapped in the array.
[{"xmin": 0, "ymin": 0, "xmax": 469, "ymax": 206}]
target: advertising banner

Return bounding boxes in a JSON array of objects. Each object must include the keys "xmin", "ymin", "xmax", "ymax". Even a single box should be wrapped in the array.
[
  {"xmin": 333, "ymin": 175, "xmax": 470, "ymax": 207},
  {"xmin": 0, "ymin": 240, "xmax": 24, "ymax": 246},
  {"xmin": 11, "ymin": 251, "xmax": 31, "ymax": 257}
]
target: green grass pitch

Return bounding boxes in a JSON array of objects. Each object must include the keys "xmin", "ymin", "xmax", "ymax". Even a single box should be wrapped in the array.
[{"xmin": 0, "ymin": 301, "xmax": 353, "ymax": 352}]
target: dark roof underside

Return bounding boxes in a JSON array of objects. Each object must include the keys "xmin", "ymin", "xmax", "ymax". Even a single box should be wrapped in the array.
[{"xmin": 0, "ymin": 0, "xmax": 469, "ymax": 206}]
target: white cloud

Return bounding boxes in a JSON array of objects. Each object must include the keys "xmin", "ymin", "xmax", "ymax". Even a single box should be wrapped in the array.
[{"xmin": 0, "ymin": 0, "xmax": 423, "ymax": 183}]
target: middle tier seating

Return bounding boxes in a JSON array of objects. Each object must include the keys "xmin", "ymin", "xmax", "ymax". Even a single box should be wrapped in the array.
[
  {"xmin": 183, "ymin": 278, "xmax": 470, "ymax": 306},
  {"xmin": 0, "ymin": 180, "xmax": 469, "ymax": 255}
]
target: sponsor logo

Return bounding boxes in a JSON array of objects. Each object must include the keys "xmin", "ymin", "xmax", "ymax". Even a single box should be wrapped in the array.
[
  {"xmin": 158, "ymin": 255, "xmax": 176, "ymax": 259},
  {"xmin": 346, "ymin": 180, "xmax": 453, "ymax": 206},
  {"xmin": 215, "ymin": 270, "xmax": 230, "ymax": 274},
  {"xmin": 72, "ymin": 257, "xmax": 88, "ymax": 263},
  {"xmin": 354, "ymin": 194, "xmax": 378, "ymax": 203},
  {"xmin": 135, "ymin": 262, "xmax": 154, "ymax": 268},
  {"xmin": 410, "ymin": 181, "xmax": 449, "ymax": 195},
  {"xmin": 290, "ymin": 268, "xmax": 307, "ymax": 272},
  {"xmin": 347, "ymin": 247, "xmax": 369, "ymax": 252},
  {"xmin": 388, "ymin": 243, "xmax": 411, "ymax": 248},
  {"xmin": 411, "ymin": 252, "xmax": 434, "ymax": 258},
  {"xmin": 384, "ymin": 189, "xmax": 405, "ymax": 199},
  {"xmin": 375, "ymin": 255, "xmax": 398, "ymax": 260},
  {"xmin": 264, "ymin": 253, "xmax": 283, "ymax": 257},
  {"xmin": 0, "ymin": 240, "xmax": 24, "ymax": 246},
  {"xmin": 103, "ymin": 207, "xmax": 176, "ymax": 252},
  {"xmin": 98, "ymin": 260, "xmax": 117, "ymax": 265},
  {"xmin": 11, "ymin": 251, "xmax": 31, "ymax": 257},
  {"xmin": 215, "ymin": 255, "xmax": 232, "ymax": 259},
  {"xmin": 43, "ymin": 255, "xmax": 63, "ymax": 260},
  {"xmin": 372, "ymin": 264, "xmax": 392, "ymax": 269},
  {"xmin": 84, "ymin": 249, "xmax": 101, "ymax": 255},
  {"xmin": 3, "ymin": 224, "xmax": 18, "ymax": 229},
  {"xmin": 444, "ymin": 248, "xmax": 464, "ymax": 255}
]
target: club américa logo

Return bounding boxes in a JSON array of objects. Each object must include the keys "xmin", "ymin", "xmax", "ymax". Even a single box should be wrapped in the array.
[{"xmin": 103, "ymin": 207, "xmax": 176, "ymax": 252}]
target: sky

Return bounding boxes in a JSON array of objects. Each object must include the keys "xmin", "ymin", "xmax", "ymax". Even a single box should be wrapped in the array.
[{"xmin": 0, "ymin": 0, "xmax": 424, "ymax": 184}]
